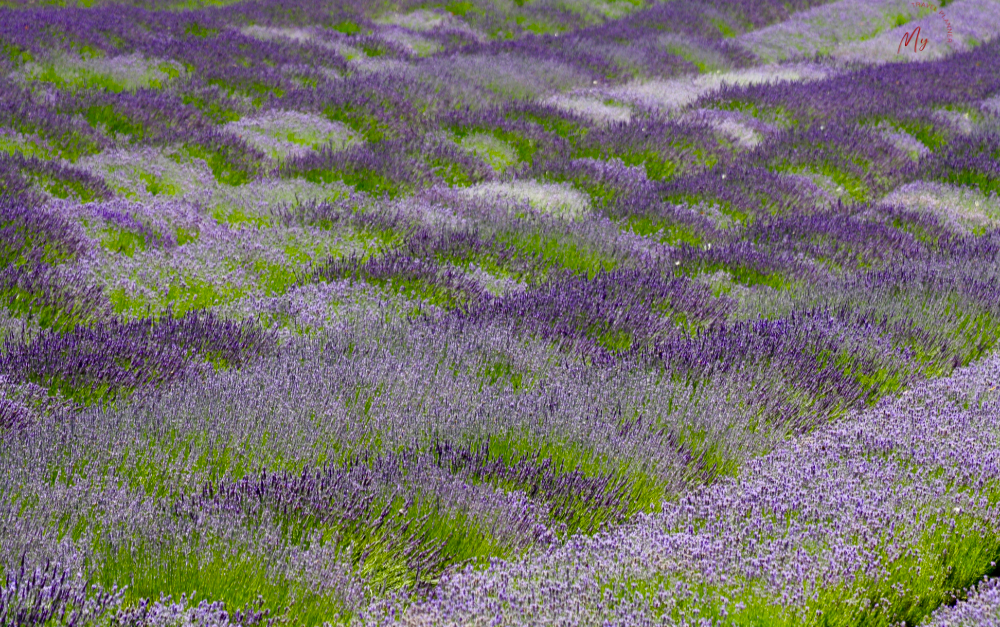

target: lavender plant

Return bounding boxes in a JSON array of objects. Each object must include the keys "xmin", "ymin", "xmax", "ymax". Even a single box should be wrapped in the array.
[{"xmin": 1, "ymin": 0, "xmax": 999, "ymax": 623}]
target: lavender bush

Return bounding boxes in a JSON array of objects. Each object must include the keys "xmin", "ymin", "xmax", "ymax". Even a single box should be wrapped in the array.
[{"xmin": 1, "ymin": 0, "xmax": 999, "ymax": 623}]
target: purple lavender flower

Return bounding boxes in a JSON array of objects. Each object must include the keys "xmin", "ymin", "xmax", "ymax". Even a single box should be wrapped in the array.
[{"xmin": 1, "ymin": 0, "xmax": 1000, "ymax": 622}]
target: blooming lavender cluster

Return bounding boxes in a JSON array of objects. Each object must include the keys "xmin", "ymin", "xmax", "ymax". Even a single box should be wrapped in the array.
[
  {"xmin": 362, "ymin": 349, "xmax": 1000, "ymax": 625},
  {"xmin": 1, "ymin": 0, "xmax": 1000, "ymax": 623},
  {"xmin": 926, "ymin": 577, "xmax": 1000, "ymax": 626}
]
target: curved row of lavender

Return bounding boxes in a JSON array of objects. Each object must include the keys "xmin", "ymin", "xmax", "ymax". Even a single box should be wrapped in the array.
[
  {"xmin": 361, "ymin": 335, "xmax": 1000, "ymax": 625},
  {"xmin": 1, "ymin": 0, "xmax": 1000, "ymax": 623}
]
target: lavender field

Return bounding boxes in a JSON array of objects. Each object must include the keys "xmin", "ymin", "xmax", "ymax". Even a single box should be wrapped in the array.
[{"xmin": 2, "ymin": 0, "xmax": 1000, "ymax": 624}]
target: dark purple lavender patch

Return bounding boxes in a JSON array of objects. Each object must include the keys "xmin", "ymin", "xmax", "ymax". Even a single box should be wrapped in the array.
[
  {"xmin": 277, "ymin": 72, "xmax": 434, "ymax": 142},
  {"xmin": 576, "ymin": 117, "xmax": 729, "ymax": 181},
  {"xmin": 1, "ymin": 153, "xmax": 111, "ymax": 203},
  {"xmin": 744, "ymin": 204, "xmax": 932, "ymax": 268},
  {"xmin": 0, "ymin": 260, "xmax": 107, "ymax": 331},
  {"xmin": 749, "ymin": 123, "xmax": 921, "ymax": 202},
  {"xmin": 457, "ymin": 265, "xmax": 732, "ymax": 355},
  {"xmin": 0, "ymin": 194, "xmax": 89, "ymax": 265},
  {"xmin": 658, "ymin": 164, "xmax": 832, "ymax": 220},
  {"xmin": 273, "ymin": 193, "xmax": 407, "ymax": 233},
  {"xmin": 0, "ymin": 78, "xmax": 108, "ymax": 160},
  {"xmin": 644, "ymin": 308, "xmax": 922, "ymax": 426},
  {"xmin": 0, "ymin": 559, "xmax": 124, "ymax": 626},
  {"xmin": 921, "ymin": 130, "xmax": 1000, "ymax": 198},
  {"xmin": 0, "ymin": 311, "xmax": 273, "ymax": 405},
  {"xmin": 431, "ymin": 438, "xmax": 634, "ymax": 529},
  {"xmin": 280, "ymin": 135, "xmax": 494, "ymax": 197},
  {"xmin": 184, "ymin": 449, "xmax": 557, "ymax": 587},
  {"xmin": 0, "ymin": 396, "xmax": 31, "ymax": 431},
  {"xmin": 673, "ymin": 239, "xmax": 820, "ymax": 287},
  {"xmin": 399, "ymin": 225, "xmax": 521, "ymax": 270}
]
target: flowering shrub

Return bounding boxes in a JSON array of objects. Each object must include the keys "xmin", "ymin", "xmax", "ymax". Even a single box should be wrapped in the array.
[{"xmin": 2, "ymin": 0, "xmax": 1000, "ymax": 624}]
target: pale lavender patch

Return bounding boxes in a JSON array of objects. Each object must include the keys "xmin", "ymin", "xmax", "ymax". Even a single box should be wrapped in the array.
[
  {"xmin": 386, "ymin": 189, "xmax": 472, "ymax": 232},
  {"xmin": 338, "ymin": 46, "xmax": 412, "ymax": 74},
  {"xmin": 542, "ymin": 94, "xmax": 633, "ymax": 126},
  {"xmin": 420, "ymin": 54, "xmax": 591, "ymax": 102},
  {"xmin": 0, "ymin": 127, "xmax": 56, "ymax": 160},
  {"xmin": 925, "ymin": 578, "xmax": 1000, "ymax": 626},
  {"xmin": 559, "ymin": 0, "xmax": 645, "ymax": 20},
  {"xmin": 376, "ymin": 8, "xmax": 451, "ymax": 31},
  {"xmin": 373, "ymin": 26, "xmax": 443, "ymax": 57},
  {"xmin": 210, "ymin": 280, "xmax": 386, "ymax": 338},
  {"xmin": 47, "ymin": 197, "xmax": 227, "ymax": 251},
  {"xmin": 208, "ymin": 178, "xmax": 353, "ymax": 227},
  {"xmin": 222, "ymin": 111, "xmax": 358, "ymax": 161},
  {"xmin": 89, "ymin": 223, "xmax": 364, "ymax": 318},
  {"xmin": 832, "ymin": 0, "xmax": 1000, "ymax": 64},
  {"xmin": 281, "ymin": 546, "xmax": 369, "ymax": 615},
  {"xmin": 240, "ymin": 25, "xmax": 316, "ymax": 44},
  {"xmin": 239, "ymin": 25, "xmax": 359, "ymax": 76},
  {"xmin": 374, "ymin": 8, "xmax": 487, "ymax": 42},
  {"xmin": 783, "ymin": 168, "xmax": 852, "ymax": 201},
  {"xmin": 604, "ymin": 63, "xmax": 831, "ymax": 113},
  {"xmin": 601, "ymin": 77, "xmax": 708, "ymax": 113},
  {"xmin": 572, "ymin": 156, "xmax": 649, "ymax": 183},
  {"xmin": 0, "ymin": 307, "xmax": 37, "ymax": 353},
  {"xmin": 115, "ymin": 593, "xmax": 276, "ymax": 627},
  {"xmin": 1, "ymin": 469, "xmax": 368, "ymax": 616},
  {"xmin": 695, "ymin": 268, "xmax": 754, "ymax": 302},
  {"xmin": 738, "ymin": 0, "xmax": 928, "ymax": 63},
  {"xmin": 683, "ymin": 109, "xmax": 774, "ymax": 148},
  {"xmin": 675, "ymin": 200, "xmax": 739, "ymax": 231},
  {"xmin": 713, "ymin": 118, "xmax": 763, "ymax": 148},
  {"xmin": 982, "ymin": 94, "xmax": 1000, "ymax": 116},
  {"xmin": 66, "ymin": 315, "xmax": 683, "ymax": 486},
  {"xmin": 873, "ymin": 120, "xmax": 931, "ymax": 158},
  {"xmin": 1, "ymin": 330, "xmax": 582, "ymax": 606},
  {"xmin": 880, "ymin": 180, "xmax": 1000, "ymax": 231},
  {"xmin": 656, "ymin": 33, "xmax": 735, "ymax": 73},
  {"xmin": 456, "ymin": 132, "xmax": 519, "ymax": 173},
  {"xmin": 461, "ymin": 180, "xmax": 593, "ymax": 220},
  {"xmin": 417, "ymin": 185, "xmax": 674, "ymax": 264},
  {"xmin": 453, "ymin": 262, "xmax": 527, "ymax": 297},
  {"xmin": 20, "ymin": 53, "xmax": 184, "ymax": 91},
  {"xmin": 76, "ymin": 147, "xmax": 218, "ymax": 203},
  {"xmin": 2, "ymin": 401, "xmax": 372, "ymax": 608},
  {"xmin": 0, "ymin": 472, "xmax": 163, "ymax": 572},
  {"xmin": 781, "ymin": 171, "xmax": 840, "ymax": 205}
]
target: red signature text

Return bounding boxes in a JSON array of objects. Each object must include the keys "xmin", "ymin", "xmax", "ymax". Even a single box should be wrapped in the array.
[{"xmin": 898, "ymin": 26, "xmax": 929, "ymax": 53}]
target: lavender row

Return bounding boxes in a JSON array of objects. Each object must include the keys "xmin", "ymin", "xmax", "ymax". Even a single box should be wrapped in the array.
[
  {"xmin": 0, "ymin": 559, "xmax": 282, "ymax": 626},
  {"xmin": 1, "ymin": 0, "xmax": 999, "ymax": 621},
  {"xmin": 361, "ymin": 349, "xmax": 1000, "ymax": 625},
  {"xmin": 3, "ymin": 29, "xmax": 996, "ymax": 212}
]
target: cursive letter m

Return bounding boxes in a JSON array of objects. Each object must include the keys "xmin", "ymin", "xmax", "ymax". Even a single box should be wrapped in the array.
[{"xmin": 898, "ymin": 26, "xmax": 922, "ymax": 53}]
